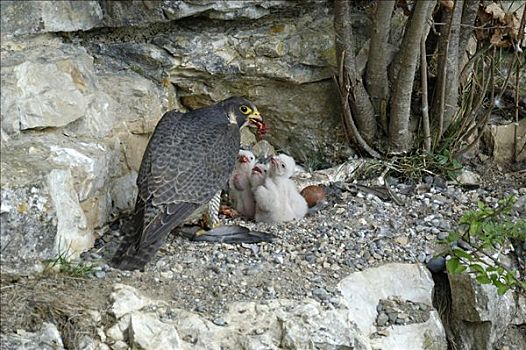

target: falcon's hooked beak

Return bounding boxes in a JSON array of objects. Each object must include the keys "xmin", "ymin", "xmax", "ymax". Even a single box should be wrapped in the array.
[{"xmin": 247, "ymin": 110, "xmax": 268, "ymax": 139}]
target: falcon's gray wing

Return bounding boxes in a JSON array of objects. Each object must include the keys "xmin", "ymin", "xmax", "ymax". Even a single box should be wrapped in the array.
[{"xmin": 111, "ymin": 109, "xmax": 240, "ymax": 270}]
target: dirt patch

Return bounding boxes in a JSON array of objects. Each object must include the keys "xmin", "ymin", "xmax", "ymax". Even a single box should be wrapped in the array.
[{"xmin": 0, "ymin": 273, "xmax": 113, "ymax": 348}]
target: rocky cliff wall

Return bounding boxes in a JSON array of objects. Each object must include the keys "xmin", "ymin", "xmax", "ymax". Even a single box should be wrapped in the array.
[{"xmin": 1, "ymin": 0, "xmax": 356, "ymax": 269}]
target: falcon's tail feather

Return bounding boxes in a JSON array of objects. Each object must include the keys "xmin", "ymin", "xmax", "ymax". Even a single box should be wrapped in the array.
[{"xmin": 110, "ymin": 202, "xmax": 200, "ymax": 271}]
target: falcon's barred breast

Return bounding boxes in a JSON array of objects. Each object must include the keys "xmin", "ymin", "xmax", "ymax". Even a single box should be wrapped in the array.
[{"xmin": 111, "ymin": 96, "xmax": 264, "ymax": 270}]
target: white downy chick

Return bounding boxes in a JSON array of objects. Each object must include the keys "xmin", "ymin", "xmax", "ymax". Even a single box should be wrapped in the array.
[
  {"xmin": 254, "ymin": 154, "xmax": 308, "ymax": 223},
  {"xmin": 240, "ymin": 162, "xmax": 269, "ymax": 219},
  {"xmin": 249, "ymin": 162, "xmax": 269, "ymax": 188},
  {"xmin": 228, "ymin": 150, "xmax": 256, "ymax": 218}
]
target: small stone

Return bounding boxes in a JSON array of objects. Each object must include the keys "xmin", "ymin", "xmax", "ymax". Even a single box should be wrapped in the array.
[
  {"xmin": 94, "ymin": 238, "xmax": 104, "ymax": 249},
  {"xmin": 377, "ymin": 329, "xmax": 390, "ymax": 336},
  {"xmin": 273, "ymin": 255, "xmax": 284, "ymax": 264},
  {"xmin": 376, "ymin": 313, "xmax": 389, "ymax": 326},
  {"xmin": 312, "ymin": 287, "xmax": 330, "ymax": 300},
  {"xmin": 212, "ymin": 317, "xmax": 227, "ymax": 326},
  {"xmin": 110, "ymin": 221, "xmax": 120, "ymax": 231},
  {"xmin": 305, "ymin": 254, "xmax": 316, "ymax": 263},
  {"xmin": 417, "ymin": 252, "xmax": 427, "ymax": 263},
  {"xmin": 437, "ymin": 231, "xmax": 449, "ymax": 240},
  {"xmin": 94, "ymin": 271, "xmax": 106, "ymax": 279},
  {"xmin": 387, "ymin": 312, "xmax": 398, "ymax": 323},
  {"xmin": 394, "ymin": 236, "xmax": 409, "ymax": 245},
  {"xmin": 112, "ymin": 340, "xmax": 128, "ymax": 350},
  {"xmin": 426, "ymin": 256, "xmax": 446, "ymax": 273},
  {"xmin": 394, "ymin": 317, "xmax": 405, "ymax": 325}
]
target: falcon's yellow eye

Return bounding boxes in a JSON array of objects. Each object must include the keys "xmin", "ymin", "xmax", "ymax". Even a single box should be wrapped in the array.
[{"xmin": 239, "ymin": 105, "xmax": 252, "ymax": 114}]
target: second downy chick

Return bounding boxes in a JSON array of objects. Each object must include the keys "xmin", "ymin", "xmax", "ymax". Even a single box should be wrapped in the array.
[
  {"xmin": 253, "ymin": 154, "xmax": 308, "ymax": 223},
  {"xmin": 228, "ymin": 150, "xmax": 256, "ymax": 218}
]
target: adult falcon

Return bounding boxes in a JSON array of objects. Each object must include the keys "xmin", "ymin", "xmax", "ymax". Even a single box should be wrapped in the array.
[{"xmin": 111, "ymin": 96, "xmax": 266, "ymax": 271}]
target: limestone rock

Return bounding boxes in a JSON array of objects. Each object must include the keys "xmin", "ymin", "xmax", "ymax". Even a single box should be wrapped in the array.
[
  {"xmin": 276, "ymin": 302, "xmax": 371, "ymax": 350},
  {"xmin": 0, "ymin": 1, "xmax": 102, "ymax": 38},
  {"xmin": 110, "ymin": 284, "xmax": 156, "ymax": 319},
  {"xmin": 338, "ymin": 263, "xmax": 446, "ymax": 350},
  {"xmin": 99, "ymin": 0, "xmax": 294, "ymax": 27},
  {"xmin": 129, "ymin": 312, "xmax": 182, "ymax": 350},
  {"xmin": 85, "ymin": 4, "xmax": 343, "ymax": 162},
  {"xmin": 456, "ymin": 169, "xmax": 481, "ymax": 186},
  {"xmin": 0, "ymin": 322, "xmax": 64, "ymax": 350},
  {"xmin": 108, "ymin": 284, "xmax": 371, "ymax": 350},
  {"xmin": 448, "ymin": 274, "xmax": 524, "ymax": 350},
  {"xmin": 110, "ymin": 171, "xmax": 139, "ymax": 213},
  {"xmin": 482, "ymin": 118, "xmax": 526, "ymax": 164},
  {"xmin": 1, "ymin": 43, "xmax": 113, "ymax": 137},
  {"xmin": 0, "ymin": 134, "xmax": 121, "ymax": 271},
  {"xmin": 47, "ymin": 169, "xmax": 93, "ymax": 258}
]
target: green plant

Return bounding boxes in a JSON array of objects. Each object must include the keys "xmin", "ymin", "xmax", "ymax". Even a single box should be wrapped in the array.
[
  {"xmin": 44, "ymin": 253, "xmax": 95, "ymax": 278},
  {"xmin": 442, "ymin": 195, "xmax": 526, "ymax": 295}
]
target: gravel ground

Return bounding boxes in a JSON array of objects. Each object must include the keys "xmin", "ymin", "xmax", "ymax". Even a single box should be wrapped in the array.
[
  {"xmin": 2, "ymin": 161, "xmax": 524, "ymax": 337},
  {"xmin": 82, "ymin": 161, "xmax": 526, "ymax": 320}
]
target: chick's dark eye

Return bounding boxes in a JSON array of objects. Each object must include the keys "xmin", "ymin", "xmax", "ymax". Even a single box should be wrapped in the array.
[{"xmin": 281, "ymin": 164, "xmax": 285, "ymax": 168}]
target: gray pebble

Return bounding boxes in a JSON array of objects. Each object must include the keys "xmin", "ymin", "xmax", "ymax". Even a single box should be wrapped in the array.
[
  {"xmin": 437, "ymin": 231, "xmax": 449, "ymax": 240},
  {"xmin": 377, "ymin": 313, "xmax": 389, "ymax": 327},
  {"xmin": 305, "ymin": 254, "xmax": 316, "ymax": 263},
  {"xmin": 312, "ymin": 287, "xmax": 330, "ymax": 300},
  {"xmin": 426, "ymin": 256, "xmax": 446, "ymax": 273},
  {"xmin": 212, "ymin": 317, "xmax": 227, "ymax": 326},
  {"xmin": 273, "ymin": 255, "xmax": 284, "ymax": 264},
  {"xmin": 94, "ymin": 271, "xmax": 106, "ymax": 279}
]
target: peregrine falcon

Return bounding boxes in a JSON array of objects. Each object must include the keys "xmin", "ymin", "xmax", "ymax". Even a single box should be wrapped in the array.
[{"xmin": 111, "ymin": 96, "xmax": 265, "ymax": 271}]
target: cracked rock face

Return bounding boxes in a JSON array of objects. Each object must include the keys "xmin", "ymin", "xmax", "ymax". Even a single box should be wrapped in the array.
[{"xmin": 0, "ymin": 0, "xmax": 355, "ymax": 271}]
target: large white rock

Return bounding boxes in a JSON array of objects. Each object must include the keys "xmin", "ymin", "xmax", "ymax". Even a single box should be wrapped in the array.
[
  {"xmin": 0, "ymin": 134, "xmax": 119, "ymax": 270},
  {"xmin": 110, "ymin": 284, "xmax": 158, "ymax": 319},
  {"xmin": 1, "ymin": 44, "xmax": 115, "ymax": 138},
  {"xmin": 47, "ymin": 169, "xmax": 92, "ymax": 258},
  {"xmin": 128, "ymin": 312, "xmax": 182, "ymax": 350},
  {"xmin": 108, "ymin": 284, "xmax": 372, "ymax": 350},
  {"xmin": 0, "ymin": 322, "xmax": 64, "ymax": 350},
  {"xmin": 338, "ymin": 263, "xmax": 446, "ymax": 350},
  {"xmin": 369, "ymin": 313, "xmax": 446, "ymax": 350},
  {"xmin": 0, "ymin": 1, "xmax": 103, "ymax": 37}
]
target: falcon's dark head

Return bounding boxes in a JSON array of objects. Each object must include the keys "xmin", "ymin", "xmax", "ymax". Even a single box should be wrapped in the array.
[{"xmin": 221, "ymin": 96, "xmax": 267, "ymax": 138}]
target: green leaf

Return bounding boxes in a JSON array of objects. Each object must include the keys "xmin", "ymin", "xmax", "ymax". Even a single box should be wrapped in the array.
[
  {"xmin": 452, "ymin": 248, "xmax": 473, "ymax": 261},
  {"xmin": 476, "ymin": 273, "xmax": 491, "ymax": 284},
  {"xmin": 446, "ymin": 257, "xmax": 467, "ymax": 274},
  {"xmin": 446, "ymin": 232, "xmax": 460, "ymax": 243},
  {"xmin": 469, "ymin": 264, "xmax": 485, "ymax": 273},
  {"xmin": 497, "ymin": 284, "xmax": 509, "ymax": 296},
  {"xmin": 469, "ymin": 221, "xmax": 481, "ymax": 235}
]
